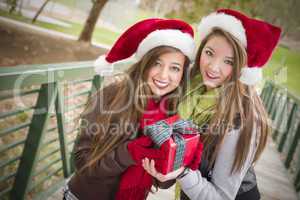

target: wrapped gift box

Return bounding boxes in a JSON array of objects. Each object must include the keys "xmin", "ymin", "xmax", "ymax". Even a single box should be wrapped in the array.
[
  {"xmin": 145, "ymin": 115, "xmax": 201, "ymax": 175},
  {"xmin": 159, "ymin": 133, "xmax": 200, "ymax": 174}
]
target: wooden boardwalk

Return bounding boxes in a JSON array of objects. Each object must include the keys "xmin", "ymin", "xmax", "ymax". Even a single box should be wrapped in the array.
[
  {"xmin": 49, "ymin": 137, "xmax": 298, "ymax": 200},
  {"xmin": 255, "ymin": 137, "xmax": 298, "ymax": 200}
]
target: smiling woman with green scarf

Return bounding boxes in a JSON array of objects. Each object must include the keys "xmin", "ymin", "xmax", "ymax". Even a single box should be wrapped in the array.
[{"xmin": 142, "ymin": 8, "xmax": 281, "ymax": 200}]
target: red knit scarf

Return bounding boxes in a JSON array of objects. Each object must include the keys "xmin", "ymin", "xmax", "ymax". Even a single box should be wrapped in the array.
[{"xmin": 115, "ymin": 98, "xmax": 168, "ymax": 200}]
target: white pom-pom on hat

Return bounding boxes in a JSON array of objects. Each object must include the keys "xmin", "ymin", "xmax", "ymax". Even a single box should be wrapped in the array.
[{"xmin": 239, "ymin": 67, "xmax": 263, "ymax": 86}]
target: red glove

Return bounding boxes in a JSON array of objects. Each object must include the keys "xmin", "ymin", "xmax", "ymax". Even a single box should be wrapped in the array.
[
  {"xmin": 127, "ymin": 136, "xmax": 165, "ymax": 166},
  {"xmin": 188, "ymin": 138, "xmax": 204, "ymax": 170}
]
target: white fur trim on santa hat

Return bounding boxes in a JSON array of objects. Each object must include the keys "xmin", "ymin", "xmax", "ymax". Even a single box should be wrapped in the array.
[
  {"xmin": 94, "ymin": 54, "xmax": 138, "ymax": 75},
  {"xmin": 239, "ymin": 67, "xmax": 263, "ymax": 85},
  {"xmin": 136, "ymin": 29, "xmax": 196, "ymax": 61},
  {"xmin": 94, "ymin": 55, "xmax": 114, "ymax": 76},
  {"xmin": 198, "ymin": 12, "xmax": 247, "ymax": 47}
]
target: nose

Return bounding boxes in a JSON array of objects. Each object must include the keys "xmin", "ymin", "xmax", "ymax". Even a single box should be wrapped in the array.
[
  {"xmin": 158, "ymin": 65, "xmax": 169, "ymax": 80},
  {"xmin": 209, "ymin": 59, "xmax": 221, "ymax": 73}
]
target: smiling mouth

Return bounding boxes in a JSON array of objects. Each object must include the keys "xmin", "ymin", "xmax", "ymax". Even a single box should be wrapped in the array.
[
  {"xmin": 153, "ymin": 79, "xmax": 169, "ymax": 89},
  {"xmin": 206, "ymin": 71, "xmax": 219, "ymax": 80}
]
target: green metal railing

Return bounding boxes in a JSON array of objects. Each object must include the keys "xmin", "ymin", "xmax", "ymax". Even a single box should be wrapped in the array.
[
  {"xmin": 261, "ymin": 81, "xmax": 300, "ymax": 192},
  {"xmin": 0, "ymin": 61, "xmax": 108, "ymax": 200}
]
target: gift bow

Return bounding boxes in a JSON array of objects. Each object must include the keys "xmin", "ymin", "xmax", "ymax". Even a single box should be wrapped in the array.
[{"xmin": 144, "ymin": 117, "xmax": 199, "ymax": 170}]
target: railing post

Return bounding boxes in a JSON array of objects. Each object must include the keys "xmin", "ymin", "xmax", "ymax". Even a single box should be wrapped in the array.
[
  {"xmin": 295, "ymin": 162, "xmax": 300, "ymax": 190},
  {"xmin": 10, "ymin": 83, "xmax": 58, "ymax": 200},
  {"xmin": 270, "ymin": 93, "xmax": 280, "ymax": 121},
  {"xmin": 55, "ymin": 82, "xmax": 71, "ymax": 178},
  {"xmin": 69, "ymin": 75, "xmax": 103, "ymax": 173},
  {"xmin": 260, "ymin": 81, "xmax": 269, "ymax": 103},
  {"xmin": 284, "ymin": 123, "xmax": 300, "ymax": 168},
  {"xmin": 278, "ymin": 104, "xmax": 298, "ymax": 152},
  {"xmin": 263, "ymin": 82, "xmax": 272, "ymax": 108},
  {"xmin": 266, "ymin": 85, "xmax": 275, "ymax": 113},
  {"xmin": 272, "ymin": 94, "xmax": 287, "ymax": 140},
  {"xmin": 90, "ymin": 75, "xmax": 103, "ymax": 95}
]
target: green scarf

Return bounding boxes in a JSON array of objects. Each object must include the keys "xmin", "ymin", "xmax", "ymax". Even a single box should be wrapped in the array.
[
  {"xmin": 178, "ymin": 74, "xmax": 218, "ymax": 127},
  {"xmin": 175, "ymin": 74, "xmax": 218, "ymax": 200}
]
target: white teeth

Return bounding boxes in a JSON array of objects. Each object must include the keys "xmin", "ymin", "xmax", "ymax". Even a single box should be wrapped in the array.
[{"xmin": 154, "ymin": 79, "xmax": 169, "ymax": 88}]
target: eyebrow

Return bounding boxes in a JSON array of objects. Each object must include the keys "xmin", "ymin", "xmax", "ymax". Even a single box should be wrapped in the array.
[
  {"xmin": 206, "ymin": 46, "xmax": 215, "ymax": 52},
  {"xmin": 157, "ymin": 58, "xmax": 182, "ymax": 66},
  {"xmin": 225, "ymin": 56, "xmax": 234, "ymax": 60},
  {"xmin": 206, "ymin": 46, "xmax": 234, "ymax": 60},
  {"xmin": 171, "ymin": 62, "xmax": 182, "ymax": 66}
]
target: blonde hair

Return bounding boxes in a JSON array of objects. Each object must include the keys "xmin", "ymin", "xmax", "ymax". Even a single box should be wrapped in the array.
[{"xmin": 192, "ymin": 28, "xmax": 270, "ymax": 173}]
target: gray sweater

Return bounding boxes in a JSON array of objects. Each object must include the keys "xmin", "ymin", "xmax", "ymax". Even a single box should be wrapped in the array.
[{"xmin": 178, "ymin": 128, "xmax": 257, "ymax": 200}]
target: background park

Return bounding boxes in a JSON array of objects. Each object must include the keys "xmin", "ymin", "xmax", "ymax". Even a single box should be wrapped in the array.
[{"xmin": 0, "ymin": 0, "xmax": 300, "ymax": 199}]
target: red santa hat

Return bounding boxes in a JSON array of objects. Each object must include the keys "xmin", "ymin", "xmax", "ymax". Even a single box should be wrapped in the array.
[
  {"xmin": 94, "ymin": 18, "xmax": 196, "ymax": 75},
  {"xmin": 197, "ymin": 9, "xmax": 281, "ymax": 85}
]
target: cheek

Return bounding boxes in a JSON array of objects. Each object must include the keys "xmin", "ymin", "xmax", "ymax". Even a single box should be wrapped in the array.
[
  {"xmin": 169, "ymin": 71, "xmax": 184, "ymax": 88},
  {"xmin": 199, "ymin": 55, "xmax": 209, "ymax": 72},
  {"xmin": 146, "ymin": 67, "xmax": 157, "ymax": 81},
  {"xmin": 221, "ymin": 66, "xmax": 233, "ymax": 80}
]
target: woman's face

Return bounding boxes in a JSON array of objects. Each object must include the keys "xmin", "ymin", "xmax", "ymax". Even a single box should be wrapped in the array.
[
  {"xmin": 147, "ymin": 51, "xmax": 185, "ymax": 97},
  {"xmin": 199, "ymin": 35, "xmax": 234, "ymax": 90}
]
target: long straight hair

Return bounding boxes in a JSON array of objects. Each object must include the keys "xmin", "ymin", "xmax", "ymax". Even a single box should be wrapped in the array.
[
  {"xmin": 191, "ymin": 28, "xmax": 270, "ymax": 173},
  {"xmin": 79, "ymin": 46, "xmax": 190, "ymax": 173}
]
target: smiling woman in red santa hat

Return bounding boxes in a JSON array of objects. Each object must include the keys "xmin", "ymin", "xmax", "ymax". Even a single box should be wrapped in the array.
[
  {"xmin": 62, "ymin": 18, "xmax": 199, "ymax": 200},
  {"xmin": 142, "ymin": 9, "xmax": 281, "ymax": 200}
]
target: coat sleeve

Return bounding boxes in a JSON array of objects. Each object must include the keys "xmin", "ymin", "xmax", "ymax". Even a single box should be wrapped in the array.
[
  {"xmin": 72, "ymin": 86, "xmax": 135, "ymax": 178},
  {"xmin": 73, "ymin": 133, "xmax": 135, "ymax": 178},
  {"xmin": 178, "ymin": 128, "xmax": 257, "ymax": 200}
]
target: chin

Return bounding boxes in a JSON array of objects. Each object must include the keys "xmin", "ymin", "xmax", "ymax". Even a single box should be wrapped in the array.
[
  {"xmin": 150, "ymin": 88, "xmax": 164, "ymax": 97},
  {"xmin": 204, "ymin": 81, "xmax": 217, "ymax": 89},
  {"xmin": 153, "ymin": 91, "xmax": 167, "ymax": 97}
]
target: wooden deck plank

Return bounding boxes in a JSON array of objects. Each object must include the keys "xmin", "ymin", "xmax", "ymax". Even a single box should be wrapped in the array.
[{"xmin": 255, "ymin": 137, "xmax": 298, "ymax": 200}]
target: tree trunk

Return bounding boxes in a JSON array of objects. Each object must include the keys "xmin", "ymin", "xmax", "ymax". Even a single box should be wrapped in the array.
[
  {"xmin": 32, "ymin": 0, "xmax": 51, "ymax": 23},
  {"xmin": 9, "ymin": 0, "xmax": 18, "ymax": 13},
  {"xmin": 78, "ymin": 0, "xmax": 109, "ymax": 43}
]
